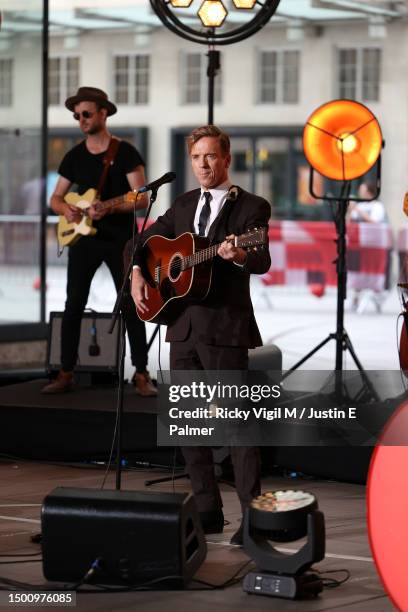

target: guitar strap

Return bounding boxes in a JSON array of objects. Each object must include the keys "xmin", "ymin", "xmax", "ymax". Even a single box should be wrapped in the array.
[{"xmin": 96, "ymin": 137, "xmax": 120, "ymax": 199}]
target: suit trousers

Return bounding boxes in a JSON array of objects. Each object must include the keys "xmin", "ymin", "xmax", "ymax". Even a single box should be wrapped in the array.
[
  {"xmin": 61, "ymin": 237, "xmax": 147, "ymax": 373},
  {"xmin": 170, "ymin": 332, "xmax": 261, "ymax": 513}
]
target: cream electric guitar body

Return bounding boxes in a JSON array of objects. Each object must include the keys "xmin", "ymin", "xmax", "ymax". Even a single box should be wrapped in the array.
[{"xmin": 57, "ymin": 188, "xmax": 144, "ymax": 248}]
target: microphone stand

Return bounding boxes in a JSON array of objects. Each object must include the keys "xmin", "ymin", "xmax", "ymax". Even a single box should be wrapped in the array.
[{"xmin": 109, "ymin": 186, "xmax": 159, "ymax": 490}]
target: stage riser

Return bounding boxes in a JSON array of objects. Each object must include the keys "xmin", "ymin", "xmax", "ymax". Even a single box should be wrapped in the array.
[
  {"xmin": 0, "ymin": 380, "xmax": 371, "ymax": 483},
  {"xmin": 1, "ymin": 406, "xmax": 157, "ymax": 461}
]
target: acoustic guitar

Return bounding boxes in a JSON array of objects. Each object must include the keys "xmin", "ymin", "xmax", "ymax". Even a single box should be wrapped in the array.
[
  {"xmin": 136, "ymin": 227, "xmax": 268, "ymax": 324},
  {"xmin": 57, "ymin": 188, "xmax": 145, "ymax": 248}
]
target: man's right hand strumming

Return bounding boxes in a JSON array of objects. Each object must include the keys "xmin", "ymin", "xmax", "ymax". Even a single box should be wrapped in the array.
[
  {"xmin": 131, "ymin": 268, "xmax": 149, "ymax": 314},
  {"xmin": 63, "ymin": 203, "xmax": 83, "ymax": 223},
  {"xmin": 51, "ymin": 186, "xmax": 82, "ymax": 224}
]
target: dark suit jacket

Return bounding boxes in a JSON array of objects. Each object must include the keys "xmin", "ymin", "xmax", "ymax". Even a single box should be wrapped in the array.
[{"xmin": 131, "ymin": 187, "xmax": 271, "ymax": 348}]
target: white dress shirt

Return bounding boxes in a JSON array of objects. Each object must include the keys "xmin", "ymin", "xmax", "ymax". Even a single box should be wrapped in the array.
[
  {"xmin": 193, "ymin": 180, "xmax": 231, "ymax": 237},
  {"xmin": 350, "ymin": 199, "xmax": 387, "ymax": 223}
]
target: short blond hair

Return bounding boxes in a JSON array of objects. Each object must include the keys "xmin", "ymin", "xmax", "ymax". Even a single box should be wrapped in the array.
[{"xmin": 186, "ymin": 125, "xmax": 230, "ymax": 156}]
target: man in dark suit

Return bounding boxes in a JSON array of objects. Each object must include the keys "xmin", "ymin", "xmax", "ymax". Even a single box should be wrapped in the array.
[{"xmin": 131, "ymin": 125, "xmax": 271, "ymax": 545}]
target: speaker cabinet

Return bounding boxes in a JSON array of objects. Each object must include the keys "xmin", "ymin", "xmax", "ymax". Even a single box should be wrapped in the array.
[
  {"xmin": 47, "ymin": 311, "xmax": 122, "ymax": 373},
  {"xmin": 42, "ymin": 487, "xmax": 207, "ymax": 587}
]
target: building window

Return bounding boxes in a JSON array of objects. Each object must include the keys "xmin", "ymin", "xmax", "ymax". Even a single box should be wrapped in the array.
[
  {"xmin": 114, "ymin": 54, "xmax": 150, "ymax": 105},
  {"xmin": 0, "ymin": 58, "xmax": 13, "ymax": 106},
  {"xmin": 49, "ymin": 56, "xmax": 80, "ymax": 106},
  {"xmin": 181, "ymin": 52, "xmax": 222, "ymax": 105},
  {"xmin": 338, "ymin": 48, "xmax": 381, "ymax": 102},
  {"xmin": 258, "ymin": 50, "xmax": 300, "ymax": 104}
]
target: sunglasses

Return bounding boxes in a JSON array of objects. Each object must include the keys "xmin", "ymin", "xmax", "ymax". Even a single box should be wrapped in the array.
[{"xmin": 73, "ymin": 110, "xmax": 95, "ymax": 120}]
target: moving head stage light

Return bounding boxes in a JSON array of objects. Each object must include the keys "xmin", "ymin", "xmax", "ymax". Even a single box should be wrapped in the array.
[{"xmin": 243, "ymin": 490, "xmax": 325, "ymax": 600}]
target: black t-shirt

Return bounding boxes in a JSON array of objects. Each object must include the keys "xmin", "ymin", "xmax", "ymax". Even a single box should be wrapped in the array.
[{"xmin": 58, "ymin": 139, "xmax": 145, "ymax": 243}]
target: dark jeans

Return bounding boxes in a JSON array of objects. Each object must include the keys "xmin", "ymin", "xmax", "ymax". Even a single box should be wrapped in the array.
[
  {"xmin": 170, "ymin": 333, "xmax": 261, "ymax": 513},
  {"xmin": 61, "ymin": 237, "xmax": 147, "ymax": 373}
]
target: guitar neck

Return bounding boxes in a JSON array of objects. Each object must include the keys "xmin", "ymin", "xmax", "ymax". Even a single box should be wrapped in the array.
[
  {"xmin": 183, "ymin": 242, "xmax": 220, "ymax": 269},
  {"xmin": 181, "ymin": 228, "xmax": 266, "ymax": 270},
  {"xmin": 93, "ymin": 194, "xmax": 125, "ymax": 213}
]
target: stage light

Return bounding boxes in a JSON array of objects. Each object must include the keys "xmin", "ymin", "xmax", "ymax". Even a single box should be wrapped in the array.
[
  {"xmin": 150, "ymin": 0, "xmax": 281, "ymax": 123},
  {"xmin": 170, "ymin": 0, "xmax": 193, "ymax": 7},
  {"xmin": 232, "ymin": 0, "xmax": 257, "ymax": 8},
  {"xmin": 242, "ymin": 490, "xmax": 325, "ymax": 600},
  {"xmin": 284, "ymin": 98, "xmax": 384, "ymax": 379},
  {"xmin": 197, "ymin": 0, "xmax": 228, "ymax": 27},
  {"xmin": 303, "ymin": 99, "xmax": 382, "ymax": 181},
  {"xmin": 337, "ymin": 132, "xmax": 359, "ymax": 155}
]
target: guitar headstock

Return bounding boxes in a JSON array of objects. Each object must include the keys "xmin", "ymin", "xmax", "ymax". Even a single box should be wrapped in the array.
[{"xmin": 236, "ymin": 227, "xmax": 268, "ymax": 250}]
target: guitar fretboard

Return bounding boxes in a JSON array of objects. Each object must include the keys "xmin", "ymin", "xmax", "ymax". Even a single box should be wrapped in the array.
[
  {"xmin": 168, "ymin": 228, "xmax": 265, "ymax": 273},
  {"xmin": 94, "ymin": 194, "xmax": 125, "ymax": 212},
  {"xmin": 183, "ymin": 242, "xmax": 221, "ymax": 270}
]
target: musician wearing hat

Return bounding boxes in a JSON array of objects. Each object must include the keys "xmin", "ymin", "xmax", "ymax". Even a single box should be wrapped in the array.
[{"xmin": 42, "ymin": 86, "xmax": 156, "ymax": 396}]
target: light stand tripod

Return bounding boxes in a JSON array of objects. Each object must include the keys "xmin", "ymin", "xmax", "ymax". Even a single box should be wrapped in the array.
[
  {"xmin": 282, "ymin": 99, "xmax": 384, "ymax": 405},
  {"xmin": 284, "ymin": 182, "xmax": 361, "ymax": 376},
  {"xmin": 282, "ymin": 173, "xmax": 381, "ymax": 403}
]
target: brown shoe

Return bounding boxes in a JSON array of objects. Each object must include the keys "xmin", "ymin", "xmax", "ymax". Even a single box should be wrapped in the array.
[
  {"xmin": 132, "ymin": 370, "xmax": 157, "ymax": 397},
  {"xmin": 41, "ymin": 370, "xmax": 74, "ymax": 394}
]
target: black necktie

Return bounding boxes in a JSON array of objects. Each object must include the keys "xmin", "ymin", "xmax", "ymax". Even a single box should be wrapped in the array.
[{"xmin": 198, "ymin": 192, "xmax": 212, "ymax": 237}]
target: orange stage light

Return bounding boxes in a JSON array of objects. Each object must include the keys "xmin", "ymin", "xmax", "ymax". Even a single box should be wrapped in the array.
[{"xmin": 303, "ymin": 100, "xmax": 382, "ymax": 181}]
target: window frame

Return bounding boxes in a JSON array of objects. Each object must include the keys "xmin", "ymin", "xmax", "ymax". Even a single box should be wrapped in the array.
[
  {"xmin": 112, "ymin": 52, "xmax": 151, "ymax": 106},
  {"xmin": 179, "ymin": 50, "xmax": 222, "ymax": 106},
  {"xmin": 256, "ymin": 47, "xmax": 301, "ymax": 105},
  {"xmin": 336, "ymin": 45, "xmax": 382, "ymax": 103},
  {"xmin": 0, "ymin": 56, "xmax": 13, "ymax": 107},
  {"xmin": 48, "ymin": 54, "xmax": 81, "ymax": 107}
]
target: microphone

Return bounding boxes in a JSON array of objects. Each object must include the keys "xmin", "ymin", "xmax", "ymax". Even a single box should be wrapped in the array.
[
  {"xmin": 227, "ymin": 186, "xmax": 239, "ymax": 202},
  {"xmin": 138, "ymin": 172, "xmax": 176, "ymax": 193},
  {"xmin": 89, "ymin": 316, "xmax": 100, "ymax": 357}
]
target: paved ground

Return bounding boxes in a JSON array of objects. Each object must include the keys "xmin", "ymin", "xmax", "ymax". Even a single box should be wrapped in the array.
[
  {"xmin": 0, "ymin": 461, "xmax": 394, "ymax": 612},
  {"xmin": 0, "ymin": 264, "xmax": 402, "ymax": 610},
  {"xmin": 1, "ymin": 263, "xmax": 402, "ymax": 376}
]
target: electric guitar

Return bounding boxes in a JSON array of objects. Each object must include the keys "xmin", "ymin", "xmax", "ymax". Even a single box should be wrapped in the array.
[
  {"xmin": 57, "ymin": 188, "xmax": 145, "ymax": 248},
  {"xmin": 136, "ymin": 227, "xmax": 268, "ymax": 324}
]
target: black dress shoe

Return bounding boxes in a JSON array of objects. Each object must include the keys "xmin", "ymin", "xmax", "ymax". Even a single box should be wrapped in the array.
[
  {"xmin": 229, "ymin": 523, "xmax": 244, "ymax": 546},
  {"xmin": 199, "ymin": 510, "xmax": 224, "ymax": 534}
]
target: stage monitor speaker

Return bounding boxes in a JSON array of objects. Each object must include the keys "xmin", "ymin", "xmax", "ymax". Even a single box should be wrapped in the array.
[
  {"xmin": 46, "ymin": 311, "xmax": 122, "ymax": 373},
  {"xmin": 41, "ymin": 487, "xmax": 207, "ymax": 587}
]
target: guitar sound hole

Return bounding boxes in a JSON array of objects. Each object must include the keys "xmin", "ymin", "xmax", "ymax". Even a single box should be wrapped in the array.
[{"xmin": 169, "ymin": 254, "xmax": 183, "ymax": 281}]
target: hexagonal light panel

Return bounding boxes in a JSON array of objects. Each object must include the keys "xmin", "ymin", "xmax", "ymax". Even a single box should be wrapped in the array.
[
  {"xmin": 170, "ymin": 0, "xmax": 194, "ymax": 7},
  {"xmin": 198, "ymin": 0, "xmax": 228, "ymax": 27},
  {"xmin": 232, "ymin": 0, "xmax": 256, "ymax": 8}
]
